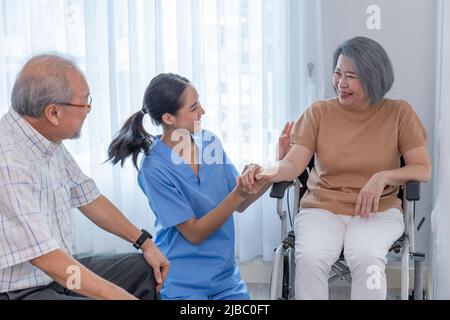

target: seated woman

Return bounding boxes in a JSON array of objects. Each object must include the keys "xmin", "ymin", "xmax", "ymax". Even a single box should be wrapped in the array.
[
  {"xmin": 107, "ymin": 74, "xmax": 270, "ymax": 300},
  {"xmin": 240, "ymin": 36, "xmax": 432, "ymax": 300}
]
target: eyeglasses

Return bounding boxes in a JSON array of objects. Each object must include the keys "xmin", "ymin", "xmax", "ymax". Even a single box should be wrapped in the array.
[{"xmin": 57, "ymin": 95, "xmax": 92, "ymax": 109}]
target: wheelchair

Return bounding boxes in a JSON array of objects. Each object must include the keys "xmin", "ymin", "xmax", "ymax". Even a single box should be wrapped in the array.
[{"xmin": 268, "ymin": 157, "xmax": 426, "ymax": 300}]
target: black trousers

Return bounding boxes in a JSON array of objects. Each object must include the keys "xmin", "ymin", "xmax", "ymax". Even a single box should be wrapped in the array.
[{"xmin": 0, "ymin": 253, "xmax": 157, "ymax": 300}]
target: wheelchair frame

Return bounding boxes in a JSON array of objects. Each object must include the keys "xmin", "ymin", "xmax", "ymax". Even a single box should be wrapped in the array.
[{"xmin": 268, "ymin": 159, "xmax": 426, "ymax": 300}]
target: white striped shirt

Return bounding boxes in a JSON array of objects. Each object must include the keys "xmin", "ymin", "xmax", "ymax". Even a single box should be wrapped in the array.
[{"xmin": 0, "ymin": 108, "xmax": 101, "ymax": 292}]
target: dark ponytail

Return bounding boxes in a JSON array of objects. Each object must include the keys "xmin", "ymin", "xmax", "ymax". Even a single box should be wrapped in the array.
[
  {"xmin": 107, "ymin": 111, "xmax": 153, "ymax": 169},
  {"xmin": 107, "ymin": 73, "xmax": 191, "ymax": 170}
]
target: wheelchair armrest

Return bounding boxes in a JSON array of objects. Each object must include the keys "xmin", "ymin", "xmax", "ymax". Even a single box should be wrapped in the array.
[
  {"xmin": 270, "ymin": 181, "xmax": 294, "ymax": 199},
  {"xmin": 405, "ymin": 181, "xmax": 420, "ymax": 201}
]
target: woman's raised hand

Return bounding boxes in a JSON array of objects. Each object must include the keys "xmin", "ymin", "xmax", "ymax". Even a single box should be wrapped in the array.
[{"xmin": 277, "ymin": 122, "xmax": 294, "ymax": 161}]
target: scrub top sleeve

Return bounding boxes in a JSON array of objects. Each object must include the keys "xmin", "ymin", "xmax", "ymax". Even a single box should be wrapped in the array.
[{"xmin": 140, "ymin": 170, "xmax": 196, "ymax": 228}]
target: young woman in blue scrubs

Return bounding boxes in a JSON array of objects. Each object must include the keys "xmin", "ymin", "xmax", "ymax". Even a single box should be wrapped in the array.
[{"xmin": 107, "ymin": 74, "xmax": 269, "ymax": 300}]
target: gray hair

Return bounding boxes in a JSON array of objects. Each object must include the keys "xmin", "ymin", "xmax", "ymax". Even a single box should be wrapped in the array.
[
  {"xmin": 333, "ymin": 36, "xmax": 394, "ymax": 106},
  {"xmin": 11, "ymin": 53, "xmax": 84, "ymax": 117}
]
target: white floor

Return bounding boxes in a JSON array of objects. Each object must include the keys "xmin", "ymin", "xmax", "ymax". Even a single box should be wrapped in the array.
[
  {"xmin": 247, "ymin": 283, "xmax": 270, "ymax": 300},
  {"xmin": 247, "ymin": 282, "xmax": 403, "ymax": 300}
]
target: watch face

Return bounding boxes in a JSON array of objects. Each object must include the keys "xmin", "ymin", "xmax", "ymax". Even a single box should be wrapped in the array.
[{"xmin": 141, "ymin": 229, "xmax": 153, "ymax": 241}]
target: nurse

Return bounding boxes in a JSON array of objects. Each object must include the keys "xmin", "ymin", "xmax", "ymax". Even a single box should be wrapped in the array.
[{"xmin": 107, "ymin": 73, "xmax": 270, "ymax": 300}]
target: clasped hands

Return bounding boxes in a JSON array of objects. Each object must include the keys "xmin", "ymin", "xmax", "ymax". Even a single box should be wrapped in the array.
[
  {"xmin": 235, "ymin": 122, "xmax": 293, "ymax": 199},
  {"xmin": 236, "ymin": 163, "xmax": 270, "ymax": 198}
]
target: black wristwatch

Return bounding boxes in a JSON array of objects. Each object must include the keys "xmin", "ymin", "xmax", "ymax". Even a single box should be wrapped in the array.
[{"xmin": 133, "ymin": 229, "xmax": 153, "ymax": 250}]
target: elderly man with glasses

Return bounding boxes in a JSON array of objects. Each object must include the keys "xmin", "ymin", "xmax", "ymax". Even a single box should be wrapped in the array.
[{"xmin": 0, "ymin": 54, "xmax": 169, "ymax": 300}]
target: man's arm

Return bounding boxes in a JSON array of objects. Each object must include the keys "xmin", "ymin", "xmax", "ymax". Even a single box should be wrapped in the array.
[
  {"xmin": 78, "ymin": 195, "xmax": 146, "ymax": 247},
  {"xmin": 78, "ymin": 195, "xmax": 169, "ymax": 292},
  {"xmin": 31, "ymin": 249, "xmax": 137, "ymax": 300}
]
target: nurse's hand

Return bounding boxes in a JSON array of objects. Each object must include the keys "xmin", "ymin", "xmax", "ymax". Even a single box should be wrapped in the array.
[
  {"xmin": 235, "ymin": 178, "xmax": 268, "ymax": 200},
  {"xmin": 239, "ymin": 162, "xmax": 282, "ymax": 185},
  {"xmin": 236, "ymin": 164, "xmax": 269, "ymax": 197},
  {"xmin": 237, "ymin": 163, "xmax": 265, "ymax": 191}
]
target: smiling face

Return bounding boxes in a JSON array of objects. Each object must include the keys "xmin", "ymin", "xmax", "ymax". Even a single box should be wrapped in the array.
[
  {"xmin": 333, "ymin": 54, "xmax": 370, "ymax": 109},
  {"xmin": 171, "ymin": 85, "xmax": 205, "ymax": 134}
]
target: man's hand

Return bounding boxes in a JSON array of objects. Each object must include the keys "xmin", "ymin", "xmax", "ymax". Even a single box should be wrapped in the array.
[{"xmin": 141, "ymin": 240, "xmax": 170, "ymax": 293}]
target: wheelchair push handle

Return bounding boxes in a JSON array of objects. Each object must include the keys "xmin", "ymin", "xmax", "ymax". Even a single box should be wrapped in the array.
[
  {"xmin": 270, "ymin": 181, "xmax": 294, "ymax": 199},
  {"xmin": 405, "ymin": 181, "xmax": 421, "ymax": 201}
]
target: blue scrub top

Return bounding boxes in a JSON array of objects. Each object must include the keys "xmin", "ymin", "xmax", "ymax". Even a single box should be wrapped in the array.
[{"xmin": 137, "ymin": 130, "xmax": 242, "ymax": 297}]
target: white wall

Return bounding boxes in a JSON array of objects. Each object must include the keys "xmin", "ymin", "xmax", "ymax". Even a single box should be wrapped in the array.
[{"xmin": 319, "ymin": 0, "xmax": 437, "ymax": 255}]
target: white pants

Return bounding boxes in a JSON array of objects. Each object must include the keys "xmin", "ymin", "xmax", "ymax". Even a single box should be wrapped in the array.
[{"xmin": 294, "ymin": 208, "xmax": 404, "ymax": 300}]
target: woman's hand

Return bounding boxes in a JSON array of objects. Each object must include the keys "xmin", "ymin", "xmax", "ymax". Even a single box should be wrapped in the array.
[
  {"xmin": 277, "ymin": 122, "xmax": 294, "ymax": 161},
  {"xmin": 354, "ymin": 172, "xmax": 387, "ymax": 219}
]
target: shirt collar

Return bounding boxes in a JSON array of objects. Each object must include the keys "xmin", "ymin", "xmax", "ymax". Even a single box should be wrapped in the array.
[{"xmin": 6, "ymin": 107, "xmax": 60, "ymax": 158}]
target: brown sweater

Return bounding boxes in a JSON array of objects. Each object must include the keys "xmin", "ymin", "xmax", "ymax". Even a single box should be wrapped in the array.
[{"xmin": 291, "ymin": 98, "xmax": 428, "ymax": 216}]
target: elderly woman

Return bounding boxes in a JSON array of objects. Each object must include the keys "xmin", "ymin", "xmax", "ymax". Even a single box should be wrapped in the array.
[{"xmin": 240, "ymin": 36, "xmax": 431, "ymax": 300}]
